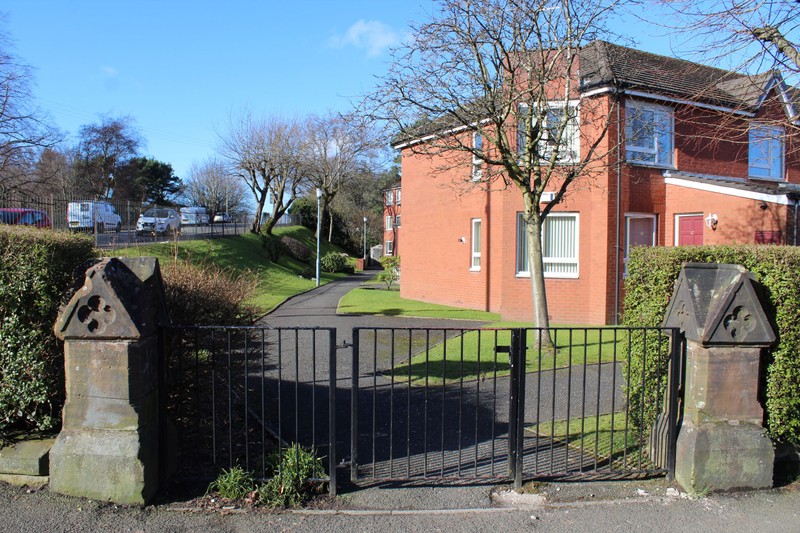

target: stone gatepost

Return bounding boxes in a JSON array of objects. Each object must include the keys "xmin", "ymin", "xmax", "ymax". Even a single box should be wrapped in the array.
[
  {"xmin": 49, "ymin": 257, "xmax": 169, "ymax": 505},
  {"xmin": 663, "ymin": 263, "xmax": 775, "ymax": 492}
]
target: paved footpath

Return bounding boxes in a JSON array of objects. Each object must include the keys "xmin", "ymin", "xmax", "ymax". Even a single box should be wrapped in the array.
[{"xmin": 2, "ymin": 477, "xmax": 800, "ymax": 532}]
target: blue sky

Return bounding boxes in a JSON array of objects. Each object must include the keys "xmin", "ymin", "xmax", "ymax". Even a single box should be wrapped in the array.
[{"xmin": 4, "ymin": 1, "xmax": 682, "ymax": 180}]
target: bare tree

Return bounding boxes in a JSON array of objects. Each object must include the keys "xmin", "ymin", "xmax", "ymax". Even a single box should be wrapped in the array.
[
  {"xmin": 183, "ymin": 157, "xmax": 248, "ymax": 218},
  {"xmin": 0, "ymin": 24, "xmax": 60, "ymax": 196},
  {"xmin": 217, "ymin": 112, "xmax": 308, "ymax": 234},
  {"xmin": 369, "ymin": 0, "xmax": 626, "ymax": 334},
  {"xmin": 658, "ymin": 1, "xmax": 800, "ymax": 76},
  {"xmin": 303, "ymin": 111, "xmax": 377, "ymax": 241},
  {"xmin": 73, "ymin": 115, "xmax": 141, "ymax": 199}
]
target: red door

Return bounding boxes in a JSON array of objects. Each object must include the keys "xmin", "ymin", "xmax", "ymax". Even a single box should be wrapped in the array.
[{"xmin": 677, "ymin": 215, "xmax": 704, "ymax": 246}]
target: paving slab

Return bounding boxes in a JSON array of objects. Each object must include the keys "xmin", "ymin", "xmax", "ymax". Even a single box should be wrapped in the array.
[{"xmin": 0, "ymin": 438, "xmax": 54, "ymax": 476}]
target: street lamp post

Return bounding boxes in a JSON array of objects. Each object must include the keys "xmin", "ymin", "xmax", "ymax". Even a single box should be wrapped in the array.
[
  {"xmin": 315, "ymin": 188, "xmax": 322, "ymax": 287},
  {"xmin": 363, "ymin": 216, "xmax": 368, "ymax": 264}
]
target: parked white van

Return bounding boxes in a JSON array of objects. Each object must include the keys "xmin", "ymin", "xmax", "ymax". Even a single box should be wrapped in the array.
[
  {"xmin": 180, "ymin": 206, "xmax": 210, "ymax": 226},
  {"xmin": 67, "ymin": 201, "xmax": 122, "ymax": 233}
]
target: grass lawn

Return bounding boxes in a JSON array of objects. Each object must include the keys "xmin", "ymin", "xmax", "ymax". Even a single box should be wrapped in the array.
[
  {"xmin": 340, "ymin": 285, "xmax": 633, "ymax": 384},
  {"xmin": 527, "ymin": 413, "xmax": 651, "ymax": 470},
  {"xmin": 114, "ymin": 226, "xmax": 349, "ymax": 314},
  {"xmin": 390, "ymin": 327, "xmax": 628, "ymax": 384},
  {"xmin": 338, "ymin": 285, "xmax": 501, "ymax": 321}
]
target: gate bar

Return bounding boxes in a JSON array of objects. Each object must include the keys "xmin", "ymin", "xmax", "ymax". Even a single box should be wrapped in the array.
[
  {"xmin": 666, "ymin": 328, "xmax": 685, "ymax": 480},
  {"xmin": 513, "ymin": 329, "xmax": 526, "ymax": 490},
  {"xmin": 350, "ymin": 329, "xmax": 360, "ymax": 483},
  {"xmin": 328, "ymin": 328, "xmax": 337, "ymax": 496}
]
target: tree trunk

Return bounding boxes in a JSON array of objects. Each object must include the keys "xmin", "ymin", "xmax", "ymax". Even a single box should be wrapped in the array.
[
  {"xmin": 251, "ymin": 189, "xmax": 267, "ymax": 233},
  {"xmin": 327, "ymin": 203, "xmax": 334, "ymax": 243},
  {"xmin": 524, "ymin": 196, "xmax": 553, "ymax": 346}
]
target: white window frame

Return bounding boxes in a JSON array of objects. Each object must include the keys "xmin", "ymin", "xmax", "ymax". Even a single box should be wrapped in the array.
[
  {"xmin": 385, "ymin": 190, "xmax": 394, "ymax": 206},
  {"xmin": 625, "ymin": 100, "xmax": 674, "ymax": 167},
  {"xmin": 624, "ymin": 214, "xmax": 656, "ymax": 276},
  {"xmin": 395, "ymin": 189, "xmax": 402, "ymax": 204},
  {"xmin": 472, "ymin": 132, "xmax": 483, "ymax": 181},
  {"xmin": 395, "ymin": 215, "xmax": 401, "ymax": 227},
  {"xmin": 517, "ymin": 102, "xmax": 580, "ymax": 164},
  {"xmin": 749, "ymin": 124, "xmax": 784, "ymax": 181},
  {"xmin": 544, "ymin": 101, "xmax": 580, "ymax": 163},
  {"xmin": 515, "ymin": 212, "xmax": 579, "ymax": 279},
  {"xmin": 385, "ymin": 240, "xmax": 393, "ymax": 255},
  {"xmin": 385, "ymin": 215, "xmax": 393, "ymax": 230},
  {"xmin": 470, "ymin": 218, "xmax": 482, "ymax": 271}
]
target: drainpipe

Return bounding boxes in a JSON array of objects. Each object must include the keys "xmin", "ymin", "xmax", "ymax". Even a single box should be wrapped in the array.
[
  {"xmin": 613, "ymin": 92, "xmax": 622, "ymax": 324},
  {"xmin": 790, "ymin": 193, "xmax": 800, "ymax": 246}
]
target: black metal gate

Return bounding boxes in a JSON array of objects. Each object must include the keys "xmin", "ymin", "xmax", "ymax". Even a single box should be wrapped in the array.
[
  {"xmin": 350, "ymin": 326, "xmax": 684, "ymax": 487},
  {"xmin": 163, "ymin": 324, "xmax": 683, "ymax": 494}
]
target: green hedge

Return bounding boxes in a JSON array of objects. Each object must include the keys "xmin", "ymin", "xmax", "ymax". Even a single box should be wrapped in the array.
[
  {"xmin": 0, "ymin": 226, "xmax": 96, "ymax": 434},
  {"xmin": 622, "ymin": 244, "xmax": 800, "ymax": 444}
]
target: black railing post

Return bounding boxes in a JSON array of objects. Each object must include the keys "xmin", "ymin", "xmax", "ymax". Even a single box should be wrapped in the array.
[
  {"xmin": 514, "ymin": 329, "xmax": 527, "ymax": 490},
  {"xmin": 506, "ymin": 338, "xmax": 518, "ymax": 479},
  {"xmin": 666, "ymin": 328, "xmax": 685, "ymax": 481},
  {"xmin": 328, "ymin": 328, "xmax": 337, "ymax": 497},
  {"xmin": 351, "ymin": 328, "xmax": 360, "ymax": 483}
]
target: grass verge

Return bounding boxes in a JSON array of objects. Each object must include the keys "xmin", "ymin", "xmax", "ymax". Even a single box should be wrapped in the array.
[{"xmin": 115, "ymin": 226, "xmax": 349, "ymax": 314}]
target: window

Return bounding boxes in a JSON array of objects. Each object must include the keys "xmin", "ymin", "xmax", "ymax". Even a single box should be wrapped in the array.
[
  {"xmin": 395, "ymin": 189, "xmax": 402, "ymax": 204},
  {"xmin": 395, "ymin": 215, "xmax": 401, "ymax": 227},
  {"xmin": 385, "ymin": 240, "xmax": 393, "ymax": 255},
  {"xmin": 385, "ymin": 191, "xmax": 394, "ymax": 206},
  {"xmin": 472, "ymin": 132, "xmax": 483, "ymax": 180},
  {"xmin": 624, "ymin": 214, "xmax": 656, "ymax": 276},
  {"xmin": 517, "ymin": 103, "xmax": 579, "ymax": 163},
  {"xmin": 385, "ymin": 215, "xmax": 393, "ymax": 230},
  {"xmin": 470, "ymin": 218, "xmax": 481, "ymax": 270},
  {"xmin": 516, "ymin": 212, "xmax": 579, "ymax": 278},
  {"xmin": 544, "ymin": 104, "xmax": 579, "ymax": 162},
  {"xmin": 625, "ymin": 101, "xmax": 673, "ymax": 166},
  {"xmin": 749, "ymin": 124, "xmax": 784, "ymax": 180}
]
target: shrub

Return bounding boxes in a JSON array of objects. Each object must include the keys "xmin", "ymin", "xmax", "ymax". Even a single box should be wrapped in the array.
[
  {"xmin": 320, "ymin": 251, "xmax": 348, "ymax": 273},
  {"xmin": 623, "ymin": 244, "xmax": 800, "ymax": 444},
  {"xmin": 160, "ymin": 261, "xmax": 259, "ymax": 325},
  {"xmin": 256, "ymin": 445, "xmax": 325, "ymax": 508},
  {"xmin": 280, "ymin": 235, "xmax": 311, "ymax": 263},
  {"xmin": 260, "ymin": 233, "xmax": 287, "ymax": 262},
  {"xmin": 377, "ymin": 256, "xmax": 400, "ymax": 290},
  {"xmin": 0, "ymin": 226, "xmax": 96, "ymax": 434}
]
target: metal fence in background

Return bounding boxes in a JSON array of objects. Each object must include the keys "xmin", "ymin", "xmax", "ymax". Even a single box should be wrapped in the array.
[{"xmin": 0, "ymin": 194, "xmax": 246, "ymax": 248}]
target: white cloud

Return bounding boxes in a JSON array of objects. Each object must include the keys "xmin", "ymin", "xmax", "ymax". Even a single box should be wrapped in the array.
[
  {"xmin": 329, "ymin": 19, "xmax": 399, "ymax": 57},
  {"xmin": 101, "ymin": 65, "xmax": 118, "ymax": 77}
]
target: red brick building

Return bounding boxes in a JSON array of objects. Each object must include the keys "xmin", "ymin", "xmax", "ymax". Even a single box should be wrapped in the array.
[{"xmin": 391, "ymin": 41, "xmax": 800, "ymax": 325}]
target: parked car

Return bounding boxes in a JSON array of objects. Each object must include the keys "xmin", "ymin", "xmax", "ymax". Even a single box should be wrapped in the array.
[
  {"xmin": 67, "ymin": 201, "xmax": 122, "ymax": 233},
  {"xmin": 136, "ymin": 208, "xmax": 181, "ymax": 236},
  {"xmin": 213, "ymin": 212, "xmax": 231, "ymax": 223},
  {"xmin": 0, "ymin": 208, "xmax": 52, "ymax": 229},
  {"xmin": 180, "ymin": 206, "xmax": 210, "ymax": 226}
]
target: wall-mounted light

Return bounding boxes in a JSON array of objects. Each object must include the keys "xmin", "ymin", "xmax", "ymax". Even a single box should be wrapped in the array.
[
  {"xmin": 705, "ymin": 213, "xmax": 718, "ymax": 230},
  {"xmin": 458, "ymin": 237, "xmax": 466, "ymax": 243}
]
